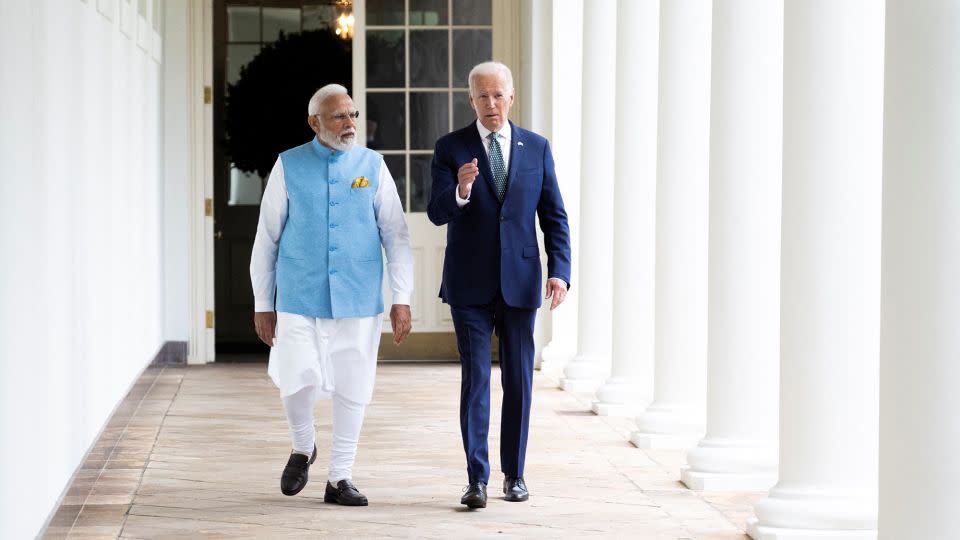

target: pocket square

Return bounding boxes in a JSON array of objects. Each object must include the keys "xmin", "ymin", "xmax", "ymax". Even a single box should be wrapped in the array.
[{"xmin": 351, "ymin": 176, "xmax": 370, "ymax": 188}]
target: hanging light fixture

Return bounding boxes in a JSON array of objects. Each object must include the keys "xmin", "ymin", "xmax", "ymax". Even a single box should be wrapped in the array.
[
  {"xmin": 334, "ymin": 0, "xmax": 354, "ymax": 40},
  {"xmin": 335, "ymin": 12, "xmax": 355, "ymax": 39}
]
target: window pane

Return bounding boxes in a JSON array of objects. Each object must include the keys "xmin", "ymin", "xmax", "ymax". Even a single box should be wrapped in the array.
[
  {"xmin": 367, "ymin": 30, "xmax": 404, "ymax": 87},
  {"xmin": 453, "ymin": 91, "xmax": 475, "ymax": 129},
  {"xmin": 262, "ymin": 7, "xmax": 300, "ymax": 42},
  {"xmin": 367, "ymin": 0, "xmax": 404, "ymax": 25},
  {"xmin": 228, "ymin": 165, "xmax": 263, "ymax": 206},
  {"xmin": 303, "ymin": 4, "xmax": 337, "ymax": 32},
  {"xmin": 384, "ymin": 154, "xmax": 407, "ymax": 211},
  {"xmin": 409, "ymin": 0, "xmax": 446, "ymax": 26},
  {"xmin": 453, "ymin": 0, "xmax": 491, "ymax": 25},
  {"xmin": 409, "ymin": 155, "xmax": 433, "ymax": 212},
  {"xmin": 226, "ymin": 44, "xmax": 261, "ymax": 86},
  {"xmin": 453, "ymin": 30, "xmax": 492, "ymax": 87},
  {"xmin": 227, "ymin": 6, "xmax": 259, "ymax": 42},
  {"xmin": 410, "ymin": 30, "xmax": 447, "ymax": 87},
  {"xmin": 367, "ymin": 92, "xmax": 405, "ymax": 150},
  {"xmin": 410, "ymin": 92, "xmax": 448, "ymax": 149}
]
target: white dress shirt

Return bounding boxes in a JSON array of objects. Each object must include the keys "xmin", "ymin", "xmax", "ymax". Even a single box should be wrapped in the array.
[
  {"xmin": 455, "ymin": 119, "xmax": 512, "ymax": 206},
  {"xmin": 250, "ymin": 150, "xmax": 414, "ymax": 313}
]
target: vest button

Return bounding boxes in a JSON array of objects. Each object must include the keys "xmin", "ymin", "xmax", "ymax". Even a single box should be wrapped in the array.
[
  {"xmin": 329, "ymin": 201, "xmax": 336, "ymax": 206},
  {"xmin": 329, "ymin": 246, "xmax": 337, "ymax": 252}
]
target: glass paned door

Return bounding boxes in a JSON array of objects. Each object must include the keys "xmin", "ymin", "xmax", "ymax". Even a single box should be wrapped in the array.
[
  {"xmin": 365, "ymin": 0, "xmax": 493, "ymax": 212},
  {"xmin": 213, "ymin": 0, "xmax": 353, "ymax": 353},
  {"xmin": 361, "ymin": 0, "xmax": 503, "ymax": 348}
]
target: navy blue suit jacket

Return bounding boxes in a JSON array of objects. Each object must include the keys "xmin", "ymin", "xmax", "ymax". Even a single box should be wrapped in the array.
[{"xmin": 428, "ymin": 121, "xmax": 572, "ymax": 309}]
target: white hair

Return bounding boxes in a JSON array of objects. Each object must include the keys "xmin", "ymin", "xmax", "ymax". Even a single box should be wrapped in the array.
[
  {"xmin": 307, "ymin": 84, "xmax": 349, "ymax": 116},
  {"xmin": 468, "ymin": 61, "xmax": 514, "ymax": 96}
]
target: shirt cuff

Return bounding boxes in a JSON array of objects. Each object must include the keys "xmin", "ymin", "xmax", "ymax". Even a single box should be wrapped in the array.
[
  {"xmin": 254, "ymin": 301, "xmax": 275, "ymax": 312},
  {"xmin": 455, "ymin": 186, "xmax": 471, "ymax": 207},
  {"xmin": 392, "ymin": 292, "xmax": 412, "ymax": 306}
]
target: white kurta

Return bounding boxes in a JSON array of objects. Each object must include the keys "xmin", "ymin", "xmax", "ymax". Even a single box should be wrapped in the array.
[
  {"xmin": 250, "ymin": 151, "xmax": 414, "ymax": 403},
  {"xmin": 271, "ymin": 313, "xmax": 383, "ymax": 404}
]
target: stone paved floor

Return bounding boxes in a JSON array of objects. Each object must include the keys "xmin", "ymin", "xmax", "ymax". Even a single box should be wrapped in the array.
[{"xmin": 42, "ymin": 363, "xmax": 762, "ymax": 539}]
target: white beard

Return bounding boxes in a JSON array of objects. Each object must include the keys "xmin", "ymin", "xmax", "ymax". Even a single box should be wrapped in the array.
[{"xmin": 321, "ymin": 126, "xmax": 356, "ymax": 152}]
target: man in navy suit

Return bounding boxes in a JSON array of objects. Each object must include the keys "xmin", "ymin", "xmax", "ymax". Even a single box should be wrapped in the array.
[{"xmin": 428, "ymin": 61, "xmax": 572, "ymax": 509}]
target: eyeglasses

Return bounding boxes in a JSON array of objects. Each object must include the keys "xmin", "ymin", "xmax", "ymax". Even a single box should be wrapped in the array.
[{"xmin": 318, "ymin": 110, "xmax": 360, "ymax": 122}]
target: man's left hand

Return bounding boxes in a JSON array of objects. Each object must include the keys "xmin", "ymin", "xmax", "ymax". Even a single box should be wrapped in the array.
[
  {"xmin": 390, "ymin": 304, "xmax": 412, "ymax": 345},
  {"xmin": 545, "ymin": 278, "xmax": 568, "ymax": 310}
]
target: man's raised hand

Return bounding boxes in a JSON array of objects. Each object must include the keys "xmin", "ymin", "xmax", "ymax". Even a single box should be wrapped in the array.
[{"xmin": 457, "ymin": 158, "xmax": 479, "ymax": 199}]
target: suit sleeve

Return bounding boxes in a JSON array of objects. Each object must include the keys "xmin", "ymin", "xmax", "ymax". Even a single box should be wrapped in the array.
[
  {"xmin": 427, "ymin": 137, "xmax": 468, "ymax": 226},
  {"xmin": 537, "ymin": 141, "xmax": 572, "ymax": 288}
]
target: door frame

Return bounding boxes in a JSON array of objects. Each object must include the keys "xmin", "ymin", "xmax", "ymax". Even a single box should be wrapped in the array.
[
  {"xmin": 186, "ymin": 0, "xmax": 525, "ymax": 364},
  {"xmin": 187, "ymin": 0, "xmax": 215, "ymax": 364}
]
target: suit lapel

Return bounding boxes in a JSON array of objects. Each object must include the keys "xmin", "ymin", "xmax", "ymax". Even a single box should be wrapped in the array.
[
  {"xmin": 467, "ymin": 123, "xmax": 499, "ymax": 200},
  {"xmin": 503, "ymin": 121, "xmax": 523, "ymax": 203}
]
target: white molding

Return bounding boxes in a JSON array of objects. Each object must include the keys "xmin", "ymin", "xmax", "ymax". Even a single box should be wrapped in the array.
[
  {"xmin": 492, "ymin": 0, "xmax": 522, "ymax": 123},
  {"xmin": 119, "ymin": 0, "xmax": 134, "ymax": 37},
  {"xmin": 152, "ymin": 29, "xmax": 162, "ymax": 63},
  {"xmin": 137, "ymin": 14, "xmax": 150, "ymax": 51},
  {"xmin": 352, "ymin": 0, "xmax": 367, "ymax": 146},
  {"xmin": 187, "ymin": 0, "xmax": 214, "ymax": 364}
]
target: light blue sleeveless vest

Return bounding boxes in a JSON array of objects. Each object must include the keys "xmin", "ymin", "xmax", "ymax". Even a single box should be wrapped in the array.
[{"xmin": 275, "ymin": 137, "xmax": 384, "ymax": 319}]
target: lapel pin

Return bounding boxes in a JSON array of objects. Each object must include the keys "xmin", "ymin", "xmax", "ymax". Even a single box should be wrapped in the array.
[{"xmin": 517, "ymin": 141, "xmax": 524, "ymax": 147}]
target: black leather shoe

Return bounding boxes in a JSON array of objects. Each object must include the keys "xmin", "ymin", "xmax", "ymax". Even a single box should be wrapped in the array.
[
  {"xmin": 324, "ymin": 479, "xmax": 369, "ymax": 506},
  {"xmin": 460, "ymin": 482, "xmax": 487, "ymax": 509},
  {"xmin": 503, "ymin": 476, "xmax": 528, "ymax": 502},
  {"xmin": 280, "ymin": 446, "xmax": 316, "ymax": 496}
]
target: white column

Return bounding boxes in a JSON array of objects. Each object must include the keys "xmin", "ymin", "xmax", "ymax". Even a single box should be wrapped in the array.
[
  {"xmin": 590, "ymin": 0, "xmax": 659, "ymax": 416},
  {"xmin": 681, "ymin": 0, "xmax": 782, "ymax": 491},
  {"xmin": 560, "ymin": 0, "xmax": 615, "ymax": 394},
  {"xmin": 631, "ymin": 0, "xmax": 711, "ymax": 448},
  {"xmin": 879, "ymin": 2, "xmax": 960, "ymax": 536},
  {"xmin": 539, "ymin": 0, "xmax": 583, "ymax": 379},
  {"xmin": 747, "ymin": 1, "xmax": 884, "ymax": 538}
]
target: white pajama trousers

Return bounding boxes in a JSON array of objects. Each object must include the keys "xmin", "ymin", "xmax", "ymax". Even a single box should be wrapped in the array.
[{"xmin": 270, "ymin": 312, "xmax": 382, "ymax": 483}]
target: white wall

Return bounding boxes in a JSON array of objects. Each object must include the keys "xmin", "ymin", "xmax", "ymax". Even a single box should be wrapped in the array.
[
  {"xmin": 163, "ymin": 0, "xmax": 190, "ymax": 341},
  {"xmin": 0, "ymin": 0, "xmax": 165, "ymax": 537}
]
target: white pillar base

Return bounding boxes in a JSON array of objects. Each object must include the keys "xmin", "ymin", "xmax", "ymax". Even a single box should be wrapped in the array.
[
  {"xmin": 631, "ymin": 406, "xmax": 704, "ymax": 449},
  {"xmin": 747, "ymin": 519, "xmax": 876, "ymax": 540},
  {"xmin": 560, "ymin": 353, "xmax": 604, "ymax": 393},
  {"xmin": 680, "ymin": 466, "xmax": 775, "ymax": 492},
  {"xmin": 630, "ymin": 431, "xmax": 701, "ymax": 449},
  {"xmin": 560, "ymin": 377, "xmax": 602, "ymax": 394},
  {"xmin": 591, "ymin": 400, "xmax": 636, "ymax": 417},
  {"xmin": 539, "ymin": 342, "xmax": 573, "ymax": 378},
  {"xmin": 681, "ymin": 439, "xmax": 778, "ymax": 491},
  {"xmin": 591, "ymin": 377, "xmax": 642, "ymax": 416},
  {"xmin": 749, "ymin": 489, "xmax": 877, "ymax": 540}
]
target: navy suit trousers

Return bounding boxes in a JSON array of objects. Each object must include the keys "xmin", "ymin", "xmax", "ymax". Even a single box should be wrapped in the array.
[{"xmin": 450, "ymin": 292, "xmax": 537, "ymax": 485}]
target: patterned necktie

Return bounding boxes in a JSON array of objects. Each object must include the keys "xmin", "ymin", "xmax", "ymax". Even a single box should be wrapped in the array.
[{"xmin": 487, "ymin": 132, "xmax": 507, "ymax": 201}]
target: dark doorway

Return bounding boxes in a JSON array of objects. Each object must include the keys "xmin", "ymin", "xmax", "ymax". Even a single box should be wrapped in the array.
[{"xmin": 213, "ymin": 0, "xmax": 353, "ymax": 355}]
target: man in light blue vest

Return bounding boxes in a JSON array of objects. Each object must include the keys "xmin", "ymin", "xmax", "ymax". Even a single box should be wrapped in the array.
[{"xmin": 250, "ymin": 84, "xmax": 413, "ymax": 506}]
